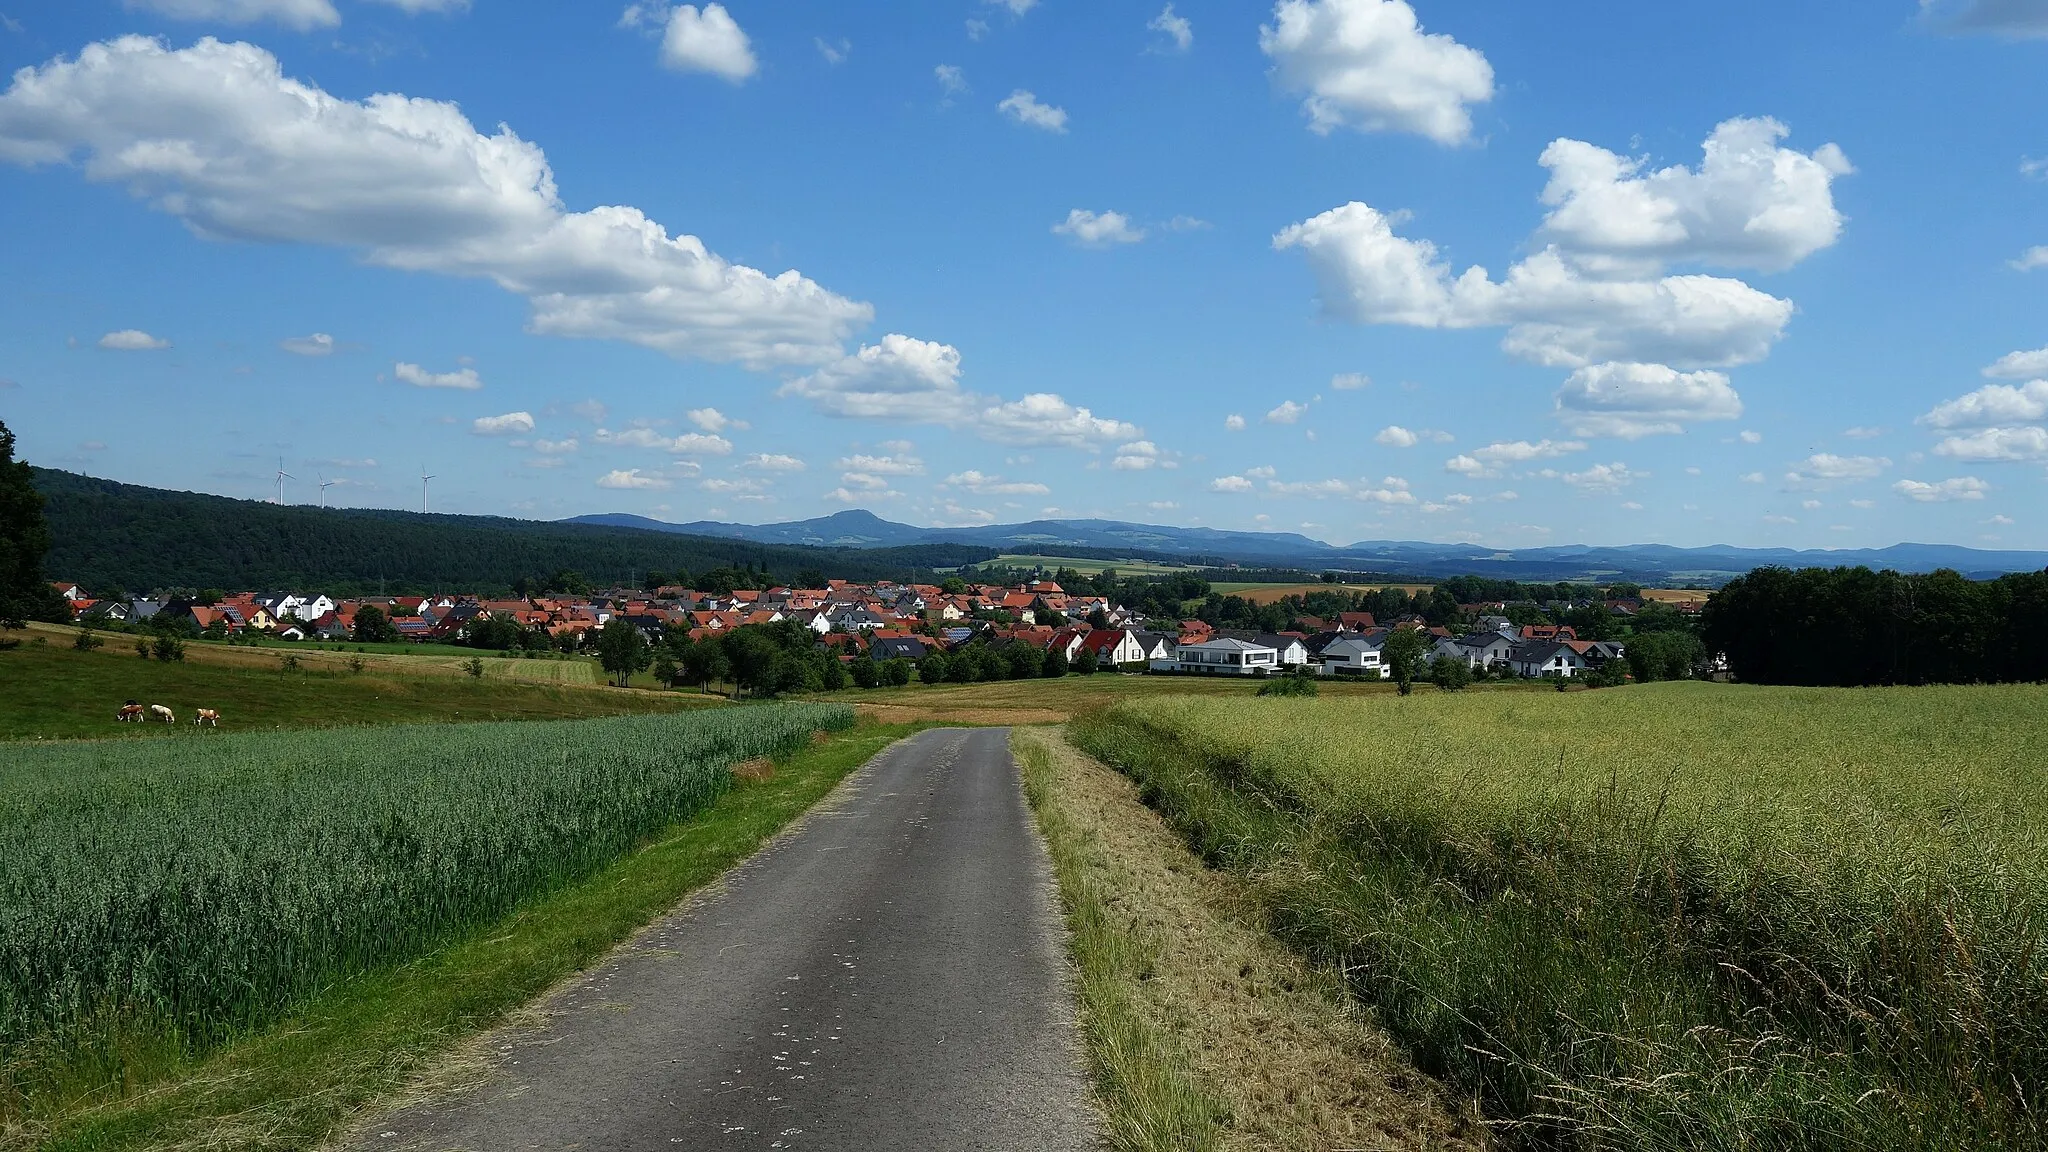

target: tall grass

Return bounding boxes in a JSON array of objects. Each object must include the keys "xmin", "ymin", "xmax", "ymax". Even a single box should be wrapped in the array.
[
  {"xmin": 0, "ymin": 705, "xmax": 852, "ymax": 1117},
  {"xmin": 1074, "ymin": 684, "xmax": 2048, "ymax": 1150}
]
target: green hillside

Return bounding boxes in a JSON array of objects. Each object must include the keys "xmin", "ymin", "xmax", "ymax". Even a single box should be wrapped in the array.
[{"xmin": 31, "ymin": 469, "xmax": 994, "ymax": 595}]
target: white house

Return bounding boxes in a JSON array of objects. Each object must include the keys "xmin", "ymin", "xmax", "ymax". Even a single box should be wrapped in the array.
[
  {"xmin": 1219, "ymin": 631, "xmax": 1311, "ymax": 668},
  {"xmin": 1317, "ymin": 634, "xmax": 1387, "ymax": 678},
  {"xmin": 1441, "ymin": 631, "xmax": 1519, "ymax": 670},
  {"xmin": 1509, "ymin": 640, "xmax": 1589, "ymax": 678},
  {"xmin": 1081, "ymin": 628, "xmax": 1150, "ymax": 667},
  {"xmin": 1175, "ymin": 636, "xmax": 1279, "ymax": 676}
]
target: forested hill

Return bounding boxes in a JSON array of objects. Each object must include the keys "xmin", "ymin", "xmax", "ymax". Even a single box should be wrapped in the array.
[{"xmin": 30, "ymin": 469, "xmax": 996, "ymax": 595}]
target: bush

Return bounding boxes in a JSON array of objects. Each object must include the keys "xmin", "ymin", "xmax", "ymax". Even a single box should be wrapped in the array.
[
  {"xmin": 151, "ymin": 635, "xmax": 185, "ymax": 663},
  {"xmin": 1256, "ymin": 668, "xmax": 1319, "ymax": 697},
  {"xmin": 849, "ymin": 659, "xmax": 879, "ymax": 689},
  {"xmin": 1071, "ymin": 648, "xmax": 1099, "ymax": 675},
  {"xmin": 881, "ymin": 658, "xmax": 912, "ymax": 687},
  {"xmin": 72, "ymin": 628, "xmax": 102, "ymax": 652},
  {"xmin": 463, "ymin": 656, "xmax": 485, "ymax": 679},
  {"xmin": 1429, "ymin": 654, "xmax": 1472, "ymax": 691}
]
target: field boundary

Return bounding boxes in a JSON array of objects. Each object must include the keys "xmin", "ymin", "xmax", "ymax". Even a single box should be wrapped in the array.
[
  {"xmin": 1013, "ymin": 727, "xmax": 1482, "ymax": 1151},
  {"xmin": 17, "ymin": 720, "xmax": 931, "ymax": 1152}
]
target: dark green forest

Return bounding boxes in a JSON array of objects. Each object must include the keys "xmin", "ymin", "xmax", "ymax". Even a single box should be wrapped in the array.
[
  {"xmin": 1702, "ymin": 565, "xmax": 2048, "ymax": 685},
  {"xmin": 31, "ymin": 469, "xmax": 995, "ymax": 596}
]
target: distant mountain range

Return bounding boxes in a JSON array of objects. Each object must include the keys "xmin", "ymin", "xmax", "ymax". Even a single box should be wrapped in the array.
[{"xmin": 565, "ymin": 509, "xmax": 2048, "ymax": 583}]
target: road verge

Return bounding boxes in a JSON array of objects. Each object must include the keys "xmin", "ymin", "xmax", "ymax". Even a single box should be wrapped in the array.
[{"xmin": 1012, "ymin": 726, "xmax": 1484, "ymax": 1152}]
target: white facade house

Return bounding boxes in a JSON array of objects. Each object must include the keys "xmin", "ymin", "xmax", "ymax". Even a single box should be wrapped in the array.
[
  {"xmin": 1509, "ymin": 641, "xmax": 1589, "ymax": 678},
  {"xmin": 1175, "ymin": 637, "xmax": 1279, "ymax": 676},
  {"xmin": 1317, "ymin": 635, "xmax": 1387, "ymax": 678}
]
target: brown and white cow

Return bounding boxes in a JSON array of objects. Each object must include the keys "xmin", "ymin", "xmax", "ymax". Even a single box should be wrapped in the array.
[
  {"xmin": 149, "ymin": 704, "xmax": 175, "ymax": 724},
  {"xmin": 194, "ymin": 708, "xmax": 221, "ymax": 727},
  {"xmin": 116, "ymin": 701, "xmax": 146, "ymax": 723}
]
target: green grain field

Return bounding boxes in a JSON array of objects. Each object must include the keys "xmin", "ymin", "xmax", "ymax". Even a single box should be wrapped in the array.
[
  {"xmin": 0, "ymin": 704, "xmax": 853, "ymax": 1126},
  {"xmin": 1074, "ymin": 683, "xmax": 2048, "ymax": 1150}
]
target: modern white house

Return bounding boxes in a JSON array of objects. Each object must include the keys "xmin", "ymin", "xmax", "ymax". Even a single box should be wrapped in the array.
[
  {"xmin": 1174, "ymin": 636, "xmax": 1280, "ymax": 676},
  {"xmin": 1509, "ymin": 640, "xmax": 1590, "ymax": 678},
  {"xmin": 1438, "ymin": 631, "xmax": 1519, "ymax": 670},
  {"xmin": 1316, "ymin": 634, "xmax": 1387, "ymax": 678}
]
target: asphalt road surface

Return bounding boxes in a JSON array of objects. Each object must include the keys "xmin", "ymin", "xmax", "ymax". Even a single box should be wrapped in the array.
[{"xmin": 351, "ymin": 727, "xmax": 1097, "ymax": 1151}]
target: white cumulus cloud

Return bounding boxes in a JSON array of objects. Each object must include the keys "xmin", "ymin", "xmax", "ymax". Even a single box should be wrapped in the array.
[
  {"xmin": 1110, "ymin": 440, "xmax": 1170, "ymax": 470},
  {"xmin": 1149, "ymin": 4, "xmax": 1193, "ymax": 51},
  {"xmin": 1933, "ymin": 426, "xmax": 2048, "ymax": 461},
  {"xmin": 998, "ymin": 89, "xmax": 1068, "ymax": 132},
  {"xmin": 1560, "ymin": 462, "xmax": 1640, "ymax": 493},
  {"xmin": 1920, "ymin": 380, "xmax": 2048, "ymax": 428},
  {"xmin": 1259, "ymin": 0, "xmax": 1492, "ymax": 145},
  {"xmin": 1209, "ymin": 475, "xmax": 1254, "ymax": 493},
  {"xmin": 597, "ymin": 468, "xmax": 669, "ymax": 490},
  {"xmin": 122, "ymin": 0, "xmax": 340, "ymax": 30},
  {"xmin": 1330, "ymin": 371, "xmax": 1371, "ymax": 390},
  {"xmin": 1894, "ymin": 476, "xmax": 1991, "ymax": 502},
  {"xmin": 740, "ymin": 453, "xmax": 805, "ymax": 472},
  {"xmin": 1786, "ymin": 453, "xmax": 1891, "ymax": 482},
  {"xmin": 98, "ymin": 328, "xmax": 170, "ymax": 351},
  {"xmin": 648, "ymin": 3, "xmax": 757, "ymax": 82},
  {"xmin": 1554, "ymin": 361, "xmax": 1742, "ymax": 438},
  {"xmin": 945, "ymin": 469, "xmax": 1051, "ymax": 495},
  {"xmin": 1265, "ymin": 399, "xmax": 1309, "ymax": 424},
  {"xmin": 1983, "ymin": 345, "xmax": 2048, "ymax": 380},
  {"xmin": 280, "ymin": 332, "xmax": 334, "ymax": 356},
  {"xmin": 687, "ymin": 406, "xmax": 747, "ymax": 432},
  {"xmin": 472, "ymin": 411, "xmax": 534, "ymax": 436},
  {"xmin": 0, "ymin": 37, "xmax": 869, "ymax": 371},
  {"xmin": 1053, "ymin": 209, "xmax": 1144, "ymax": 246},
  {"xmin": 1375, "ymin": 425, "xmax": 1419, "ymax": 447},
  {"xmin": 395, "ymin": 362, "xmax": 481, "ymax": 390},
  {"xmin": 1224, "ymin": 414, "xmax": 1247, "ymax": 431}
]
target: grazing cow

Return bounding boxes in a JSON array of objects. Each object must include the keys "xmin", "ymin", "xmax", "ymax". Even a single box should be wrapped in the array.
[
  {"xmin": 194, "ymin": 708, "xmax": 220, "ymax": 727},
  {"xmin": 149, "ymin": 704, "xmax": 175, "ymax": 724},
  {"xmin": 116, "ymin": 701, "xmax": 145, "ymax": 723}
]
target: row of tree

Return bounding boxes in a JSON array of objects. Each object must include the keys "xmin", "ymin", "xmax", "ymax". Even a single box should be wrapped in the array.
[{"xmin": 1701, "ymin": 566, "xmax": 2048, "ymax": 685}]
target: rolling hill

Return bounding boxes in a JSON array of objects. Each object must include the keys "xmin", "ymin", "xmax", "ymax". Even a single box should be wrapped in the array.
[{"xmin": 565, "ymin": 510, "xmax": 2048, "ymax": 582}]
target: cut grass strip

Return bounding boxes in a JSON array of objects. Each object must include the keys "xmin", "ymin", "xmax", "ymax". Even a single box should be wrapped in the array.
[
  {"xmin": 14, "ymin": 720, "xmax": 929, "ymax": 1152},
  {"xmin": 1013, "ymin": 727, "xmax": 1484, "ymax": 1152}
]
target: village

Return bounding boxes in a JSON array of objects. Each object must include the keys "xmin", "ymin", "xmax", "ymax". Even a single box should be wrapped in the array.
[{"xmin": 49, "ymin": 576, "xmax": 1649, "ymax": 682}]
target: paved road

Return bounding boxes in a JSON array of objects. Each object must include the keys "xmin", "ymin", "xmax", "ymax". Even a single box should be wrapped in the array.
[{"xmin": 352, "ymin": 727, "xmax": 1096, "ymax": 1151}]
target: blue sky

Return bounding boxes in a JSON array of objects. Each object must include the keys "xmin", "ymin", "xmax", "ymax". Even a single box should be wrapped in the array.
[{"xmin": 1, "ymin": 0, "xmax": 2045, "ymax": 550}]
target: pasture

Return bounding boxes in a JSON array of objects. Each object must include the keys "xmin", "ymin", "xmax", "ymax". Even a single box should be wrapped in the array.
[
  {"xmin": 1208, "ymin": 581, "xmax": 1434, "ymax": 603},
  {"xmin": 1073, "ymin": 683, "xmax": 2048, "ymax": 1150},
  {"xmin": 0, "ymin": 704, "xmax": 855, "ymax": 1135},
  {"xmin": 985, "ymin": 554, "xmax": 1196, "ymax": 576},
  {"xmin": 0, "ymin": 631, "xmax": 701, "ymax": 741}
]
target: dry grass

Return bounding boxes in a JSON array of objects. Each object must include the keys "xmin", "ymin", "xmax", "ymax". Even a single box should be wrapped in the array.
[
  {"xmin": 1014, "ymin": 727, "xmax": 1484, "ymax": 1152},
  {"xmin": 1208, "ymin": 582, "xmax": 1435, "ymax": 603}
]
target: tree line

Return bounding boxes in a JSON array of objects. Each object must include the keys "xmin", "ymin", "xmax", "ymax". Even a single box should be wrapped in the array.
[
  {"xmin": 1701, "ymin": 566, "xmax": 2048, "ymax": 686},
  {"xmin": 30, "ymin": 467, "xmax": 993, "ymax": 596}
]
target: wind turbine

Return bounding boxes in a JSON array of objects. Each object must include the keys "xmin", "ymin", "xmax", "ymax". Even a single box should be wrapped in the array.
[
  {"xmin": 274, "ymin": 458, "xmax": 295, "ymax": 506},
  {"xmin": 317, "ymin": 473, "xmax": 336, "ymax": 507},
  {"xmin": 420, "ymin": 464, "xmax": 436, "ymax": 514}
]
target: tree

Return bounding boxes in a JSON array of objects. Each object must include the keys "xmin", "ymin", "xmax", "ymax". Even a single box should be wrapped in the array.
[
  {"xmin": 463, "ymin": 655, "xmax": 485, "ymax": 678},
  {"xmin": 353, "ymin": 604, "xmax": 400, "ymax": 644},
  {"xmin": 918, "ymin": 651, "xmax": 952, "ymax": 685},
  {"xmin": 151, "ymin": 634, "xmax": 186, "ymax": 662},
  {"xmin": 1004, "ymin": 642, "xmax": 1042, "ymax": 680},
  {"xmin": 724, "ymin": 628, "xmax": 784, "ymax": 698},
  {"xmin": 652, "ymin": 651, "xmax": 681, "ymax": 689},
  {"xmin": 1042, "ymin": 646, "xmax": 1070, "ymax": 678},
  {"xmin": 1071, "ymin": 647, "xmax": 1099, "ymax": 675},
  {"xmin": 797, "ymin": 568, "xmax": 827, "ymax": 589},
  {"xmin": 596, "ymin": 617, "xmax": 650, "ymax": 687},
  {"xmin": 73, "ymin": 627, "xmax": 102, "ymax": 652},
  {"xmin": 1086, "ymin": 608, "xmax": 1110, "ymax": 630},
  {"xmin": 817, "ymin": 654, "xmax": 848, "ymax": 691},
  {"xmin": 882, "ymin": 658, "xmax": 912, "ymax": 687},
  {"xmin": 0, "ymin": 420, "xmax": 66, "ymax": 628},
  {"xmin": 1429, "ymin": 653, "xmax": 1472, "ymax": 690},
  {"xmin": 1383, "ymin": 627, "xmax": 1429, "ymax": 693},
  {"xmin": 849, "ymin": 659, "xmax": 879, "ymax": 689}
]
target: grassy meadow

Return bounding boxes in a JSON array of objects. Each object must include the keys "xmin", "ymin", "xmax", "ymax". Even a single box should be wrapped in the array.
[
  {"xmin": 1073, "ymin": 683, "xmax": 2048, "ymax": 1150},
  {"xmin": 1208, "ymin": 581, "xmax": 1435, "ymax": 602},
  {"xmin": 0, "ymin": 631, "xmax": 708, "ymax": 741},
  {"xmin": 0, "ymin": 704, "xmax": 854, "ymax": 1136}
]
